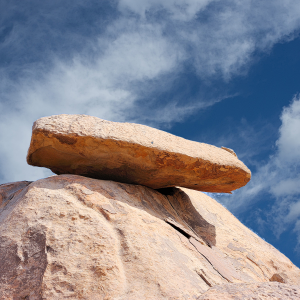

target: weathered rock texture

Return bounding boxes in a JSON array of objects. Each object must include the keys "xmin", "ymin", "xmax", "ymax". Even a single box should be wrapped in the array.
[
  {"xmin": 198, "ymin": 282, "xmax": 300, "ymax": 299},
  {"xmin": 1, "ymin": 175, "xmax": 299, "ymax": 299},
  {"xmin": 27, "ymin": 114, "xmax": 251, "ymax": 193}
]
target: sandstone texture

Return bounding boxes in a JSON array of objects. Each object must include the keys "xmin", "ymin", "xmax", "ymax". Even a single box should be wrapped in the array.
[
  {"xmin": 1, "ymin": 175, "xmax": 299, "ymax": 300},
  {"xmin": 27, "ymin": 114, "xmax": 251, "ymax": 193},
  {"xmin": 198, "ymin": 282, "xmax": 300, "ymax": 299}
]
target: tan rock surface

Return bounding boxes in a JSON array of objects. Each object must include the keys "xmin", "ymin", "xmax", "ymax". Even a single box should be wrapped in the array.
[
  {"xmin": 1, "ymin": 175, "xmax": 300, "ymax": 299},
  {"xmin": 198, "ymin": 282, "xmax": 300, "ymax": 299},
  {"xmin": 26, "ymin": 114, "xmax": 251, "ymax": 193}
]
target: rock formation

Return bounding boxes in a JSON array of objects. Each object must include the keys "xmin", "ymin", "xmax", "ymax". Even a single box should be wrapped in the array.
[
  {"xmin": 27, "ymin": 114, "xmax": 251, "ymax": 193},
  {"xmin": 1, "ymin": 175, "xmax": 300, "ymax": 299},
  {"xmin": 1, "ymin": 114, "xmax": 299, "ymax": 299}
]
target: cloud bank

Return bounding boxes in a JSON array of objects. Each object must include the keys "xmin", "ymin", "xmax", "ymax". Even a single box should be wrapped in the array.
[{"xmin": 1, "ymin": 0, "xmax": 300, "ymax": 183}]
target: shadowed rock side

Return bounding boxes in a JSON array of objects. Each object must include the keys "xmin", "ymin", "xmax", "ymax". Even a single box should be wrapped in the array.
[
  {"xmin": 1, "ymin": 175, "xmax": 299, "ymax": 299},
  {"xmin": 0, "ymin": 181, "xmax": 32, "ymax": 209},
  {"xmin": 26, "ymin": 114, "xmax": 251, "ymax": 193},
  {"xmin": 0, "ymin": 230, "xmax": 48, "ymax": 300},
  {"xmin": 0, "ymin": 181, "xmax": 47, "ymax": 300},
  {"xmin": 159, "ymin": 187, "xmax": 217, "ymax": 247}
]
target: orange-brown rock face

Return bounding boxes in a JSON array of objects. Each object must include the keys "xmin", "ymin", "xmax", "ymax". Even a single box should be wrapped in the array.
[
  {"xmin": 26, "ymin": 114, "xmax": 251, "ymax": 193},
  {"xmin": 1, "ymin": 175, "xmax": 299, "ymax": 300}
]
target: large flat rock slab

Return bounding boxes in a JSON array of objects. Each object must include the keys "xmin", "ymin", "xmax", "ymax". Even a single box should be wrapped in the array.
[{"xmin": 27, "ymin": 114, "xmax": 251, "ymax": 192}]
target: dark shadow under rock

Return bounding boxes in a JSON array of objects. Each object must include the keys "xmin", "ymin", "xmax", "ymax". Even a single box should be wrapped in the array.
[
  {"xmin": 158, "ymin": 187, "xmax": 216, "ymax": 247},
  {"xmin": 0, "ymin": 226, "xmax": 48, "ymax": 300}
]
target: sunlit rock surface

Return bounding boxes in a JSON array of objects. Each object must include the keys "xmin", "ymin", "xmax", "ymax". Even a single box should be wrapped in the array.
[
  {"xmin": 198, "ymin": 282, "xmax": 300, "ymax": 299},
  {"xmin": 27, "ymin": 114, "xmax": 251, "ymax": 193},
  {"xmin": 1, "ymin": 175, "xmax": 299, "ymax": 299}
]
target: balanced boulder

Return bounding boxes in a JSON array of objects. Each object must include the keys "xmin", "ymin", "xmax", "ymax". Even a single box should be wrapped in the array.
[{"xmin": 27, "ymin": 114, "xmax": 251, "ymax": 193}]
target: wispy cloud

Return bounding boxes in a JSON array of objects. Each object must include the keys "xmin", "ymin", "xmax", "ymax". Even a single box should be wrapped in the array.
[
  {"xmin": 118, "ymin": 0, "xmax": 300, "ymax": 78},
  {"xmin": 118, "ymin": 0, "xmax": 212, "ymax": 21},
  {"xmin": 1, "ymin": 0, "xmax": 300, "ymax": 183}
]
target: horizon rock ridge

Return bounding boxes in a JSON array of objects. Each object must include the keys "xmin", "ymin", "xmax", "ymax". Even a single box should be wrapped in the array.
[{"xmin": 0, "ymin": 114, "xmax": 299, "ymax": 300}]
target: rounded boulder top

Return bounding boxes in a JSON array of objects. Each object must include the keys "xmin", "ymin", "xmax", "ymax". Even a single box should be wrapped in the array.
[{"xmin": 27, "ymin": 114, "xmax": 251, "ymax": 193}]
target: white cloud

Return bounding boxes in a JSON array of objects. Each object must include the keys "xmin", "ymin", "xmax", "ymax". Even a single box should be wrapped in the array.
[
  {"xmin": 270, "ymin": 176, "xmax": 300, "ymax": 197},
  {"xmin": 276, "ymin": 97, "xmax": 300, "ymax": 163},
  {"xmin": 286, "ymin": 201, "xmax": 300, "ymax": 223},
  {"xmin": 216, "ymin": 96, "xmax": 300, "ymax": 244},
  {"xmin": 120, "ymin": 0, "xmax": 300, "ymax": 78}
]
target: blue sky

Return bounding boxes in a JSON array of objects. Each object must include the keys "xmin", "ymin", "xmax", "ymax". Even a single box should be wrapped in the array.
[{"xmin": 1, "ymin": 0, "xmax": 300, "ymax": 267}]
